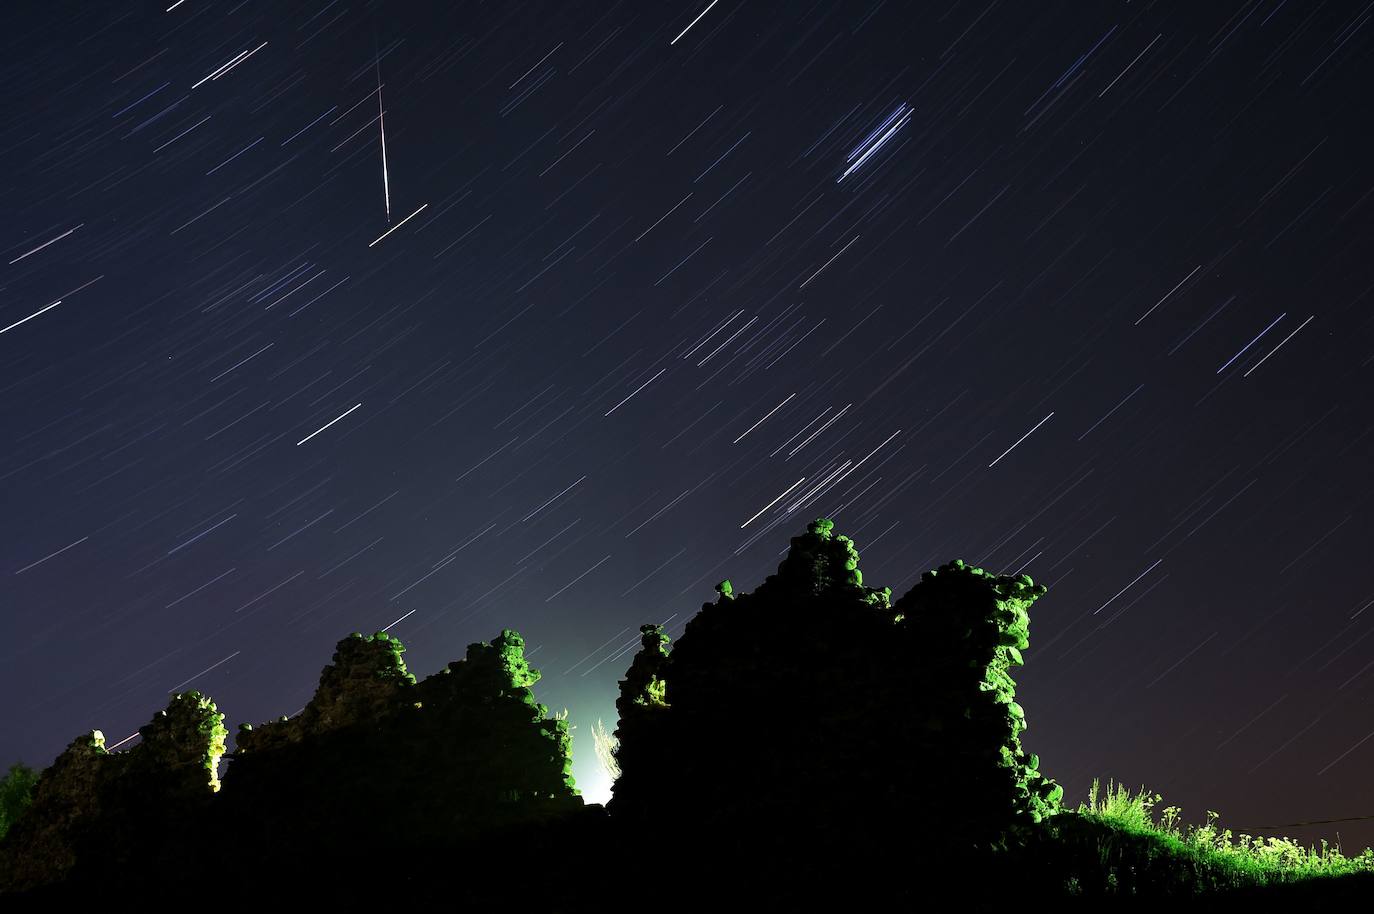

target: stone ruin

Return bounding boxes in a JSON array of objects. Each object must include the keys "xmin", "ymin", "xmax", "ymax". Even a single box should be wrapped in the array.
[
  {"xmin": 212, "ymin": 628, "xmax": 581, "ymax": 864},
  {"xmin": 0, "ymin": 629, "xmax": 578, "ymax": 892},
  {"xmin": 2, "ymin": 518, "xmax": 1062, "ymax": 898},
  {"xmin": 0, "ymin": 691, "xmax": 226, "ymax": 892},
  {"xmin": 609, "ymin": 517, "xmax": 1063, "ymax": 857}
]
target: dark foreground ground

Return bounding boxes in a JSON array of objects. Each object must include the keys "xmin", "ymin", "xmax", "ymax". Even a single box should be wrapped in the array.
[{"xmin": 4, "ymin": 806, "xmax": 1371, "ymax": 911}]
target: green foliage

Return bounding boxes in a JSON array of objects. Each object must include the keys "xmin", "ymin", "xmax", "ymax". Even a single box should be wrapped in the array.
[
  {"xmin": 617, "ymin": 625, "xmax": 671, "ymax": 713},
  {"xmin": 237, "ymin": 631, "xmax": 417, "ymax": 755},
  {"xmin": 892, "ymin": 556, "xmax": 1062, "ymax": 836},
  {"xmin": 765, "ymin": 517, "xmax": 889, "ymax": 600},
  {"xmin": 1075, "ymin": 777, "xmax": 1374, "ymax": 886},
  {"xmin": 608, "ymin": 624, "xmax": 674, "ymax": 812},
  {"xmin": 0, "ymin": 763, "xmax": 39, "ymax": 842},
  {"xmin": 490, "ymin": 628, "xmax": 540, "ymax": 691},
  {"xmin": 132, "ymin": 691, "xmax": 227, "ymax": 793},
  {"xmin": 610, "ymin": 518, "xmax": 1060, "ymax": 850}
]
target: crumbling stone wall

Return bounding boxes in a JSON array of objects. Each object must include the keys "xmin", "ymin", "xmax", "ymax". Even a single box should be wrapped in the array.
[
  {"xmin": 234, "ymin": 629, "xmax": 417, "ymax": 755},
  {"xmin": 222, "ymin": 629, "xmax": 579, "ymax": 864},
  {"xmin": 414, "ymin": 628, "xmax": 579, "ymax": 808},
  {"xmin": 0, "ymin": 691, "xmax": 226, "ymax": 893},
  {"xmin": 126, "ymin": 689, "xmax": 229, "ymax": 797},
  {"xmin": 609, "ymin": 623, "xmax": 671, "ymax": 811},
  {"xmin": 609, "ymin": 518, "xmax": 1061, "ymax": 855},
  {"xmin": 0, "ymin": 730, "xmax": 108, "ymax": 892},
  {"xmin": 893, "ymin": 558, "xmax": 1064, "ymax": 842},
  {"xmin": 1, "ymin": 630, "xmax": 579, "ymax": 896}
]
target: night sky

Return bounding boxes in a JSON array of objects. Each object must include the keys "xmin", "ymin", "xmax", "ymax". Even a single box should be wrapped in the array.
[{"xmin": 4, "ymin": 0, "xmax": 1374, "ymax": 852}]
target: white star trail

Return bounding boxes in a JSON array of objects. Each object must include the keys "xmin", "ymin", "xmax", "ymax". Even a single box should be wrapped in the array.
[
  {"xmin": 1243, "ymin": 314, "xmax": 1315, "ymax": 377},
  {"xmin": 546, "ymin": 554, "xmax": 612, "ymax": 602},
  {"xmin": 1134, "ymin": 265, "xmax": 1201, "ymax": 325},
  {"xmin": 604, "ymin": 368, "xmax": 666, "ymax": 416},
  {"xmin": 1092, "ymin": 558, "xmax": 1164, "ymax": 615},
  {"xmin": 13, "ymin": 536, "xmax": 89, "ymax": 575},
  {"xmin": 296, "ymin": 403, "xmax": 363, "ymax": 445},
  {"xmin": 382, "ymin": 608, "xmax": 417, "ymax": 631},
  {"xmin": 167, "ymin": 651, "xmax": 241, "ymax": 693},
  {"xmin": 1217, "ymin": 314, "xmax": 1286, "ymax": 374},
  {"xmin": 799, "ymin": 235, "xmax": 860, "ymax": 288},
  {"xmin": 8, "ymin": 224, "xmax": 82, "ymax": 264},
  {"xmin": 733, "ymin": 392, "xmax": 796, "ymax": 443},
  {"xmin": 838, "ymin": 104, "xmax": 912, "ymax": 182},
  {"xmin": 1099, "ymin": 34, "xmax": 1162, "ymax": 98},
  {"xmin": 670, "ymin": 0, "xmax": 721, "ymax": 45},
  {"xmin": 368, "ymin": 204, "xmax": 428, "ymax": 247},
  {"xmin": 192, "ymin": 41, "xmax": 266, "ymax": 88},
  {"xmin": 988, "ymin": 412, "xmax": 1054, "ymax": 467},
  {"xmin": 522, "ymin": 475, "xmax": 588, "ymax": 523},
  {"xmin": 0, "ymin": 300, "xmax": 61, "ymax": 335},
  {"xmin": 741, "ymin": 477, "xmax": 808, "ymax": 528}
]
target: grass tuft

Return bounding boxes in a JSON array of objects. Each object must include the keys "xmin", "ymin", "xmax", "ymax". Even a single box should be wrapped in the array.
[{"xmin": 1074, "ymin": 776, "xmax": 1374, "ymax": 888}]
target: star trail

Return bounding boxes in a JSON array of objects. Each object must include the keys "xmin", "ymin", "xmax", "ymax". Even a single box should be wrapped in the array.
[{"xmin": 2, "ymin": 1, "xmax": 1374, "ymax": 846}]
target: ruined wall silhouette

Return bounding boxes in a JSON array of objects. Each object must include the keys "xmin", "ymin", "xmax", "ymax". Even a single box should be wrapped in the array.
[
  {"xmin": 2, "ymin": 520, "xmax": 1064, "ymax": 899},
  {"xmin": 216, "ymin": 628, "xmax": 581, "ymax": 866},
  {"xmin": 0, "ymin": 629, "xmax": 578, "ymax": 892},
  {"xmin": 0, "ymin": 692, "xmax": 226, "ymax": 892},
  {"xmin": 609, "ymin": 518, "xmax": 1062, "ymax": 854}
]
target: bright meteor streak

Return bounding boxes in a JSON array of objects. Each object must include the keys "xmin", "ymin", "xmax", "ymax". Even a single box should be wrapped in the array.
[
  {"xmin": 378, "ymin": 79, "xmax": 391, "ymax": 220},
  {"xmin": 372, "ymin": 45, "xmax": 391, "ymax": 221}
]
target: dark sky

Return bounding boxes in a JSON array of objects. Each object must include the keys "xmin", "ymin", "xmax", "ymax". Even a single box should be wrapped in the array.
[{"xmin": 3, "ymin": 0, "xmax": 1374, "ymax": 852}]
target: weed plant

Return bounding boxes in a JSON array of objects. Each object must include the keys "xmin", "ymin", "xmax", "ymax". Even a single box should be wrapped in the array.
[{"xmin": 1029, "ymin": 776, "xmax": 1374, "ymax": 901}]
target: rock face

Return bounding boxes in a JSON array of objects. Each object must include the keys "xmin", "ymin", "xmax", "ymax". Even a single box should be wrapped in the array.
[
  {"xmin": 0, "ymin": 692, "xmax": 226, "ymax": 892},
  {"xmin": 608, "ymin": 518, "xmax": 1062, "ymax": 854}
]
